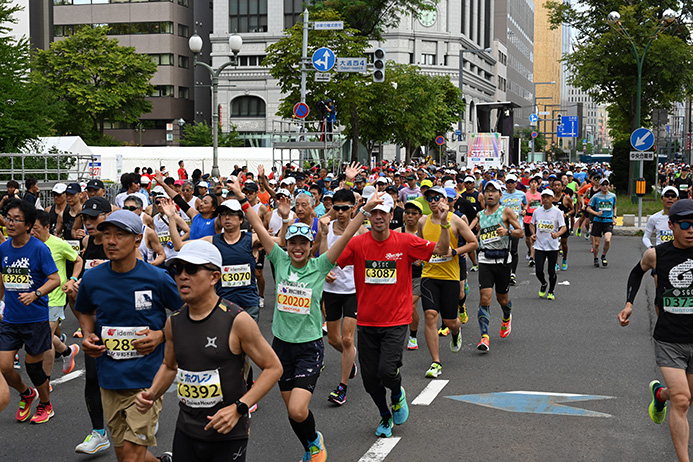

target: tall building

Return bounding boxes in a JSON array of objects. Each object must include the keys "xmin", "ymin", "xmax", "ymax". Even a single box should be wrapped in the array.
[{"xmin": 533, "ymin": 0, "xmax": 561, "ymax": 152}]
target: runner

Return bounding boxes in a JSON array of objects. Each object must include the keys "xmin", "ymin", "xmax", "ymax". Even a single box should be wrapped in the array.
[
  {"xmin": 476, "ymin": 181, "xmax": 524, "ymax": 352},
  {"xmin": 460, "ymin": 176, "xmax": 484, "ymax": 271},
  {"xmin": 75, "ymin": 210, "xmax": 183, "ymax": 462},
  {"xmin": 336, "ymin": 189, "xmax": 452, "ymax": 438},
  {"xmin": 586, "ymin": 178, "xmax": 617, "ymax": 268},
  {"xmin": 135, "ymin": 240, "xmax": 282, "ymax": 462},
  {"xmin": 228, "ymin": 163, "xmax": 372, "ymax": 462},
  {"xmin": 551, "ymin": 179, "xmax": 574, "ymax": 271},
  {"xmin": 419, "ymin": 186, "xmax": 478, "ymax": 378},
  {"xmin": 400, "ymin": 201, "xmax": 424, "ymax": 351},
  {"xmin": 499, "ymin": 174, "xmax": 527, "ymax": 285},
  {"xmin": 523, "ymin": 176, "xmax": 541, "ymax": 267},
  {"xmin": 644, "ymin": 186, "xmax": 679, "ymax": 248},
  {"xmin": 618, "ymin": 199, "xmax": 693, "ymax": 462},
  {"xmin": 122, "ymin": 195, "xmax": 167, "ymax": 267},
  {"xmin": 156, "ymin": 172, "xmax": 221, "ymax": 240},
  {"xmin": 529, "ymin": 190, "xmax": 567, "ymax": 300},
  {"xmin": 0, "ymin": 199, "xmax": 60, "ymax": 424}
]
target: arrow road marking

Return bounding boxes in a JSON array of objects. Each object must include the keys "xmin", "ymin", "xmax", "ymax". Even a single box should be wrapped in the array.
[
  {"xmin": 412, "ymin": 380, "xmax": 449, "ymax": 405},
  {"xmin": 635, "ymin": 131, "xmax": 652, "ymax": 147},
  {"xmin": 358, "ymin": 437, "xmax": 401, "ymax": 462},
  {"xmin": 446, "ymin": 391, "xmax": 614, "ymax": 417}
]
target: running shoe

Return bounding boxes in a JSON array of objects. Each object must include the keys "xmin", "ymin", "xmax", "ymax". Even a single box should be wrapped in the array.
[
  {"xmin": 258, "ymin": 297, "xmax": 264, "ymax": 308},
  {"xmin": 62, "ymin": 344, "xmax": 80, "ymax": 374},
  {"xmin": 438, "ymin": 326, "xmax": 449, "ymax": 337},
  {"xmin": 349, "ymin": 362, "xmax": 357, "ymax": 379},
  {"xmin": 576, "ymin": 228, "xmax": 581, "ymax": 237},
  {"xmin": 158, "ymin": 453, "xmax": 173, "ymax": 462},
  {"xmin": 307, "ymin": 431, "xmax": 326, "ymax": 462},
  {"xmin": 328, "ymin": 384, "xmax": 347, "ymax": 406},
  {"xmin": 75, "ymin": 430, "xmax": 111, "ymax": 454},
  {"xmin": 528, "ymin": 258, "xmax": 535, "ymax": 267},
  {"xmin": 539, "ymin": 284, "xmax": 548, "ymax": 298},
  {"xmin": 500, "ymin": 315, "xmax": 512, "ymax": 338},
  {"xmin": 30, "ymin": 402, "xmax": 54, "ymax": 424},
  {"xmin": 649, "ymin": 380, "xmax": 667, "ymax": 424},
  {"xmin": 302, "ymin": 451, "xmax": 312, "ymax": 462},
  {"xmin": 555, "ymin": 263, "xmax": 560, "ymax": 272},
  {"xmin": 16, "ymin": 387, "xmax": 37, "ymax": 422},
  {"xmin": 425, "ymin": 362, "xmax": 442, "ymax": 378},
  {"xmin": 73, "ymin": 328, "xmax": 83, "ymax": 338},
  {"xmin": 593, "ymin": 258, "xmax": 599, "ymax": 268},
  {"xmin": 509, "ymin": 273, "xmax": 516, "ymax": 286},
  {"xmin": 407, "ymin": 337, "xmax": 418, "ymax": 350},
  {"xmin": 601, "ymin": 256, "xmax": 608, "ymax": 267},
  {"xmin": 459, "ymin": 307, "xmax": 468, "ymax": 324},
  {"xmin": 561, "ymin": 260, "xmax": 568, "ymax": 271},
  {"xmin": 375, "ymin": 415, "xmax": 393, "ymax": 438},
  {"xmin": 450, "ymin": 330, "xmax": 462, "ymax": 353},
  {"xmin": 470, "ymin": 265, "xmax": 478, "ymax": 272},
  {"xmin": 13, "ymin": 354, "xmax": 20, "ymax": 369},
  {"xmin": 59, "ymin": 333, "xmax": 67, "ymax": 343},
  {"xmin": 322, "ymin": 322, "xmax": 328, "ymax": 336},
  {"xmin": 547, "ymin": 293, "xmax": 555, "ymax": 301},
  {"xmin": 590, "ymin": 247, "xmax": 594, "ymax": 253},
  {"xmin": 477, "ymin": 335, "xmax": 490, "ymax": 352},
  {"xmin": 392, "ymin": 387, "xmax": 409, "ymax": 425},
  {"xmin": 584, "ymin": 231, "xmax": 590, "ymax": 239}
]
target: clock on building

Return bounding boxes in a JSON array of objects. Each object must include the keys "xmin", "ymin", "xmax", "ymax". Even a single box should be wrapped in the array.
[{"xmin": 418, "ymin": 8, "xmax": 437, "ymax": 27}]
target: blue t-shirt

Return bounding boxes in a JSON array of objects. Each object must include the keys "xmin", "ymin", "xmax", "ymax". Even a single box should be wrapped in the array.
[
  {"xmin": 589, "ymin": 192, "xmax": 617, "ymax": 223},
  {"xmin": 75, "ymin": 260, "xmax": 183, "ymax": 390},
  {"xmin": 189, "ymin": 213, "xmax": 216, "ymax": 240},
  {"xmin": 574, "ymin": 172, "xmax": 588, "ymax": 184},
  {"xmin": 0, "ymin": 237, "xmax": 58, "ymax": 324},
  {"xmin": 500, "ymin": 190, "xmax": 527, "ymax": 219}
]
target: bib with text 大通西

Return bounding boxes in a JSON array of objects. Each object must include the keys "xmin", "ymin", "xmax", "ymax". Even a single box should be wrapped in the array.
[
  {"xmin": 221, "ymin": 264, "xmax": 252, "ymax": 287},
  {"xmin": 2, "ymin": 267, "xmax": 30, "ymax": 291},
  {"xmin": 176, "ymin": 368, "xmax": 223, "ymax": 408},
  {"xmin": 276, "ymin": 284, "xmax": 312, "ymax": 315},
  {"xmin": 101, "ymin": 326, "xmax": 147, "ymax": 360},
  {"xmin": 364, "ymin": 260, "xmax": 397, "ymax": 284}
]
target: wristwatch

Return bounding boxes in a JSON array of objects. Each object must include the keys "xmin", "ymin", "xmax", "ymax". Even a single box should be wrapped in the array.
[
  {"xmin": 34, "ymin": 289, "xmax": 42, "ymax": 298},
  {"xmin": 451, "ymin": 249, "xmax": 457, "ymax": 257},
  {"xmin": 235, "ymin": 400, "xmax": 249, "ymax": 416}
]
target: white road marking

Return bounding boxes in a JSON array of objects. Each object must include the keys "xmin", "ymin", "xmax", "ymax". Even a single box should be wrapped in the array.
[
  {"xmin": 412, "ymin": 379, "xmax": 449, "ymax": 405},
  {"xmin": 51, "ymin": 369, "xmax": 84, "ymax": 385},
  {"xmin": 358, "ymin": 437, "xmax": 401, "ymax": 462},
  {"xmin": 557, "ymin": 281, "xmax": 571, "ymax": 286}
]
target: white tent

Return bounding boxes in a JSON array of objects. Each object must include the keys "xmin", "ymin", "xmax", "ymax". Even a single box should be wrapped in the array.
[{"xmin": 31, "ymin": 136, "xmax": 93, "ymax": 157}]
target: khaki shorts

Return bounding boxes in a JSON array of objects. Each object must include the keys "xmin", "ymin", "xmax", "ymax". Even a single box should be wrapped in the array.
[{"xmin": 101, "ymin": 387, "xmax": 163, "ymax": 447}]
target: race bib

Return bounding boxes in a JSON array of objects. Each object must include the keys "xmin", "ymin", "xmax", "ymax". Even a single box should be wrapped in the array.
[
  {"xmin": 176, "ymin": 368, "xmax": 223, "ymax": 408},
  {"xmin": 680, "ymin": 184, "xmax": 689, "ymax": 191},
  {"xmin": 221, "ymin": 264, "xmax": 252, "ymax": 287},
  {"xmin": 406, "ymin": 194, "xmax": 418, "ymax": 201},
  {"xmin": 429, "ymin": 253, "xmax": 452, "ymax": 264},
  {"xmin": 101, "ymin": 326, "xmax": 147, "ymax": 360},
  {"xmin": 479, "ymin": 225, "xmax": 501, "ymax": 246},
  {"xmin": 84, "ymin": 259, "xmax": 107, "ymax": 271},
  {"xmin": 529, "ymin": 200, "xmax": 541, "ymax": 209},
  {"xmin": 2, "ymin": 267, "xmax": 30, "ymax": 291},
  {"xmin": 157, "ymin": 232, "xmax": 171, "ymax": 244},
  {"xmin": 364, "ymin": 260, "xmax": 397, "ymax": 284},
  {"xmin": 598, "ymin": 201, "xmax": 613, "ymax": 211},
  {"xmin": 537, "ymin": 220, "xmax": 554, "ymax": 233},
  {"xmin": 66, "ymin": 240, "xmax": 81, "ymax": 253},
  {"xmin": 663, "ymin": 288, "xmax": 693, "ymax": 314},
  {"xmin": 276, "ymin": 284, "xmax": 312, "ymax": 315},
  {"xmin": 659, "ymin": 230, "xmax": 674, "ymax": 243}
]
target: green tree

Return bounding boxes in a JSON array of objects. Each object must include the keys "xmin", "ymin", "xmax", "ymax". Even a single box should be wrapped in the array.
[
  {"xmin": 32, "ymin": 25, "xmax": 157, "ymax": 144},
  {"xmin": 0, "ymin": 1, "xmax": 54, "ymax": 151},
  {"xmin": 514, "ymin": 127, "xmax": 546, "ymax": 161},
  {"xmin": 180, "ymin": 121, "xmax": 244, "ymax": 147}
]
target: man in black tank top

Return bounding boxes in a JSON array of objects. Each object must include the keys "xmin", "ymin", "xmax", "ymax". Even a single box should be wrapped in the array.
[
  {"xmin": 135, "ymin": 241, "xmax": 281, "ymax": 462},
  {"xmin": 619, "ymin": 199, "xmax": 693, "ymax": 460}
]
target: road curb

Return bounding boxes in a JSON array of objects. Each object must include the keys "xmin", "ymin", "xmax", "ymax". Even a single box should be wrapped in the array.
[{"xmin": 613, "ymin": 227, "xmax": 644, "ymax": 236}]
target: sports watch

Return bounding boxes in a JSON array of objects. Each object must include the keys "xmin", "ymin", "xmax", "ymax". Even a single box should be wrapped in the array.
[{"xmin": 235, "ymin": 400, "xmax": 249, "ymax": 416}]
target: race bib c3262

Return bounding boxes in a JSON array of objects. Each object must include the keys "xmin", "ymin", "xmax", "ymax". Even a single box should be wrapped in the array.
[{"xmin": 1, "ymin": 267, "xmax": 30, "ymax": 291}]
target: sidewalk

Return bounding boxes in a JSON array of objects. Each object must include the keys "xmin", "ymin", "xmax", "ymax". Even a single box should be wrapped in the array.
[{"xmin": 613, "ymin": 215, "xmax": 646, "ymax": 236}]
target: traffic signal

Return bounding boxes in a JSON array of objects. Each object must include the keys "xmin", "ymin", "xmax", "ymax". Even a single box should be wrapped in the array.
[
  {"xmin": 556, "ymin": 113, "xmax": 562, "ymax": 125},
  {"xmin": 373, "ymin": 48, "xmax": 385, "ymax": 83}
]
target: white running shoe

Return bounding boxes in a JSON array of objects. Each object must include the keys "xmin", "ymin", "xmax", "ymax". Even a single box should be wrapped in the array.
[{"xmin": 75, "ymin": 430, "xmax": 111, "ymax": 454}]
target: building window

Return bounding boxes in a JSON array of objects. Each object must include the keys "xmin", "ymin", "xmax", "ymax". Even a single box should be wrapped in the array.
[
  {"xmin": 284, "ymin": 0, "xmax": 303, "ymax": 29},
  {"xmin": 179, "ymin": 87, "xmax": 190, "ymax": 99},
  {"xmin": 178, "ymin": 0, "xmax": 190, "ymax": 6},
  {"xmin": 421, "ymin": 53, "xmax": 436, "ymax": 65},
  {"xmin": 230, "ymin": 0, "xmax": 268, "ymax": 33},
  {"xmin": 152, "ymin": 85, "xmax": 174, "ymax": 97},
  {"xmin": 150, "ymin": 53, "xmax": 174, "ymax": 66},
  {"xmin": 178, "ymin": 24, "xmax": 190, "ymax": 38},
  {"xmin": 178, "ymin": 55, "xmax": 190, "ymax": 68},
  {"xmin": 238, "ymin": 55, "xmax": 265, "ymax": 66},
  {"xmin": 231, "ymin": 96, "xmax": 266, "ymax": 117},
  {"xmin": 498, "ymin": 76, "xmax": 506, "ymax": 92}
]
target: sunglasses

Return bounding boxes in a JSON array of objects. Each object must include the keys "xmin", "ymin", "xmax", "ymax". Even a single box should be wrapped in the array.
[
  {"xmin": 676, "ymin": 221, "xmax": 693, "ymax": 230},
  {"xmin": 426, "ymin": 195, "xmax": 443, "ymax": 203},
  {"xmin": 123, "ymin": 205, "xmax": 139, "ymax": 211},
  {"xmin": 663, "ymin": 194, "xmax": 678, "ymax": 199},
  {"xmin": 332, "ymin": 205, "xmax": 351, "ymax": 212},
  {"xmin": 172, "ymin": 262, "xmax": 218, "ymax": 276},
  {"xmin": 288, "ymin": 224, "xmax": 312, "ymax": 237}
]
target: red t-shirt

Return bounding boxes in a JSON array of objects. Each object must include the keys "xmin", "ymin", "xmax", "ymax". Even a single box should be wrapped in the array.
[
  {"xmin": 338, "ymin": 231, "xmax": 435, "ymax": 327},
  {"xmin": 178, "ymin": 168, "xmax": 188, "ymax": 180}
]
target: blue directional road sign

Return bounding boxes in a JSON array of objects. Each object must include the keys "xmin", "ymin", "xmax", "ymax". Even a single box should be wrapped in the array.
[
  {"xmin": 557, "ymin": 116, "xmax": 579, "ymax": 137},
  {"xmin": 446, "ymin": 391, "xmax": 614, "ymax": 417},
  {"xmin": 312, "ymin": 47, "xmax": 336, "ymax": 72},
  {"xmin": 529, "ymin": 113, "xmax": 538, "ymax": 124},
  {"xmin": 631, "ymin": 127, "xmax": 654, "ymax": 151}
]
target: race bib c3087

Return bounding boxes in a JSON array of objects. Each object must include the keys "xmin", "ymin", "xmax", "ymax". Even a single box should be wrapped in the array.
[
  {"xmin": 364, "ymin": 260, "xmax": 397, "ymax": 284},
  {"xmin": 101, "ymin": 326, "xmax": 147, "ymax": 360},
  {"xmin": 221, "ymin": 264, "xmax": 252, "ymax": 287},
  {"xmin": 2, "ymin": 267, "xmax": 30, "ymax": 291},
  {"xmin": 276, "ymin": 284, "xmax": 312, "ymax": 315},
  {"xmin": 176, "ymin": 368, "xmax": 223, "ymax": 408}
]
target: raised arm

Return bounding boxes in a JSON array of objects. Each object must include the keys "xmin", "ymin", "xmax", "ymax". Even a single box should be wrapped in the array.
[
  {"xmin": 431, "ymin": 201, "xmax": 451, "ymax": 256},
  {"xmin": 325, "ymin": 191, "xmax": 380, "ymax": 264},
  {"xmin": 155, "ymin": 171, "xmax": 198, "ymax": 220},
  {"xmin": 228, "ymin": 178, "xmax": 280, "ymax": 254}
]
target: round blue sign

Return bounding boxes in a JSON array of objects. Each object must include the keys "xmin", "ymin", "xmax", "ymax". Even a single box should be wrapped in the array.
[
  {"xmin": 630, "ymin": 127, "xmax": 654, "ymax": 151},
  {"xmin": 293, "ymin": 102, "xmax": 309, "ymax": 119},
  {"xmin": 435, "ymin": 136, "xmax": 445, "ymax": 146},
  {"xmin": 312, "ymin": 47, "xmax": 336, "ymax": 72}
]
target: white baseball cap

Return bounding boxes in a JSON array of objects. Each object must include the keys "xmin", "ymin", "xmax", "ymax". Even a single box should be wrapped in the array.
[
  {"xmin": 541, "ymin": 189, "xmax": 555, "ymax": 197},
  {"xmin": 169, "ymin": 240, "xmax": 222, "ymax": 269},
  {"xmin": 371, "ymin": 193, "xmax": 395, "ymax": 213},
  {"xmin": 52, "ymin": 183, "xmax": 67, "ymax": 194}
]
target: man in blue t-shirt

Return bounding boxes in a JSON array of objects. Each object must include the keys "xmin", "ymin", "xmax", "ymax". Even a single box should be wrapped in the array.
[
  {"xmin": 0, "ymin": 199, "xmax": 60, "ymax": 424},
  {"xmin": 586, "ymin": 178, "xmax": 618, "ymax": 268},
  {"xmin": 75, "ymin": 210, "xmax": 182, "ymax": 462}
]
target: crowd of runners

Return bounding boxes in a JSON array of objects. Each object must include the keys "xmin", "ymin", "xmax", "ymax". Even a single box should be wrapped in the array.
[{"xmin": 0, "ymin": 158, "xmax": 692, "ymax": 461}]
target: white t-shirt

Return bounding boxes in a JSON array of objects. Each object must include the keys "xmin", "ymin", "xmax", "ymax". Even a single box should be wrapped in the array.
[{"xmin": 530, "ymin": 206, "xmax": 565, "ymax": 252}]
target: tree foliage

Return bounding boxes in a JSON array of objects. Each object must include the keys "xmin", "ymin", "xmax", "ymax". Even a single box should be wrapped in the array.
[
  {"xmin": 32, "ymin": 25, "xmax": 157, "ymax": 144},
  {"xmin": 547, "ymin": 0, "xmax": 693, "ymax": 141},
  {"xmin": 180, "ymin": 121, "xmax": 244, "ymax": 147},
  {"xmin": 514, "ymin": 127, "xmax": 546, "ymax": 160}
]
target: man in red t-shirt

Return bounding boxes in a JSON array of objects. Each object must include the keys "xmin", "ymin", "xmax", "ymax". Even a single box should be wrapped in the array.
[
  {"xmin": 177, "ymin": 160, "xmax": 188, "ymax": 180},
  {"xmin": 337, "ymin": 194, "xmax": 451, "ymax": 438}
]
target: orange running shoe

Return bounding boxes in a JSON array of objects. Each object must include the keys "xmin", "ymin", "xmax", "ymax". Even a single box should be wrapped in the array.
[
  {"xmin": 16, "ymin": 387, "xmax": 37, "ymax": 422},
  {"xmin": 477, "ymin": 335, "xmax": 490, "ymax": 352},
  {"xmin": 500, "ymin": 315, "xmax": 512, "ymax": 338}
]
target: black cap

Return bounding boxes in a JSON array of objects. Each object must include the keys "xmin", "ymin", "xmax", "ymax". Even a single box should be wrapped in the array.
[
  {"xmin": 80, "ymin": 197, "xmax": 111, "ymax": 216},
  {"xmin": 670, "ymin": 199, "xmax": 693, "ymax": 221},
  {"xmin": 242, "ymin": 182, "xmax": 259, "ymax": 192},
  {"xmin": 86, "ymin": 179, "xmax": 104, "ymax": 190},
  {"xmin": 294, "ymin": 172, "xmax": 305, "ymax": 180},
  {"xmin": 385, "ymin": 185, "xmax": 398, "ymax": 194},
  {"xmin": 65, "ymin": 182, "xmax": 81, "ymax": 195},
  {"xmin": 354, "ymin": 176, "xmax": 365, "ymax": 183}
]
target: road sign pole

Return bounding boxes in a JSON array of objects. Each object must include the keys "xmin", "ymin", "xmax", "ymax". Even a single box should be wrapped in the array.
[{"xmin": 300, "ymin": 8, "xmax": 309, "ymax": 165}]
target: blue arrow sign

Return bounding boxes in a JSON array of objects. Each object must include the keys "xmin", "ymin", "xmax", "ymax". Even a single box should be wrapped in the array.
[
  {"xmin": 557, "ymin": 116, "xmax": 579, "ymax": 138},
  {"xmin": 446, "ymin": 391, "xmax": 614, "ymax": 417},
  {"xmin": 312, "ymin": 47, "xmax": 336, "ymax": 72},
  {"xmin": 529, "ymin": 113, "xmax": 538, "ymax": 124},
  {"xmin": 631, "ymin": 127, "xmax": 654, "ymax": 151}
]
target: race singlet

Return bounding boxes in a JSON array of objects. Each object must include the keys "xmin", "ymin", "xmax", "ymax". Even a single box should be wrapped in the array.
[
  {"xmin": 276, "ymin": 284, "xmax": 312, "ymax": 314},
  {"xmin": 176, "ymin": 368, "xmax": 223, "ymax": 408},
  {"xmin": 1, "ymin": 267, "xmax": 30, "ymax": 291},
  {"xmin": 221, "ymin": 264, "xmax": 252, "ymax": 287},
  {"xmin": 364, "ymin": 260, "xmax": 397, "ymax": 284},
  {"xmin": 479, "ymin": 224, "xmax": 501, "ymax": 246},
  {"xmin": 66, "ymin": 240, "xmax": 81, "ymax": 253},
  {"xmin": 101, "ymin": 326, "xmax": 147, "ymax": 360},
  {"xmin": 663, "ymin": 288, "xmax": 693, "ymax": 314},
  {"xmin": 537, "ymin": 220, "xmax": 555, "ymax": 233}
]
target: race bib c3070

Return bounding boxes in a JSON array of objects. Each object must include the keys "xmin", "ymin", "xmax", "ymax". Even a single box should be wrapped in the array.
[
  {"xmin": 221, "ymin": 264, "xmax": 252, "ymax": 287},
  {"xmin": 101, "ymin": 326, "xmax": 147, "ymax": 360},
  {"xmin": 276, "ymin": 284, "xmax": 312, "ymax": 315},
  {"xmin": 176, "ymin": 368, "xmax": 223, "ymax": 408},
  {"xmin": 364, "ymin": 260, "xmax": 397, "ymax": 284},
  {"xmin": 2, "ymin": 267, "xmax": 30, "ymax": 291}
]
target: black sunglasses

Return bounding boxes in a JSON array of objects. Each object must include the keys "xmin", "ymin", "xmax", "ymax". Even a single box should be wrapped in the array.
[
  {"xmin": 426, "ymin": 195, "xmax": 443, "ymax": 203},
  {"xmin": 172, "ymin": 262, "xmax": 219, "ymax": 276},
  {"xmin": 675, "ymin": 221, "xmax": 693, "ymax": 230},
  {"xmin": 332, "ymin": 205, "xmax": 351, "ymax": 212},
  {"xmin": 123, "ymin": 205, "xmax": 139, "ymax": 211},
  {"xmin": 663, "ymin": 193, "xmax": 678, "ymax": 199}
]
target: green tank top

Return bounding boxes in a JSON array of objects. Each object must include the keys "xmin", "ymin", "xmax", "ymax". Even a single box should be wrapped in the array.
[{"xmin": 478, "ymin": 206, "xmax": 509, "ymax": 250}]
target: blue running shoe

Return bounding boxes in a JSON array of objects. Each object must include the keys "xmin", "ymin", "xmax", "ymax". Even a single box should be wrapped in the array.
[
  {"xmin": 375, "ymin": 415, "xmax": 393, "ymax": 438},
  {"xmin": 392, "ymin": 387, "xmax": 409, "ymax": 425}
]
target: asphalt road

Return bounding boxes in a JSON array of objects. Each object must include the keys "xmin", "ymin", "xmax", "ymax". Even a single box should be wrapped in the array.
[{"xmin": 0, "ymin": 234, "xmax": 678, "ymax": 461}]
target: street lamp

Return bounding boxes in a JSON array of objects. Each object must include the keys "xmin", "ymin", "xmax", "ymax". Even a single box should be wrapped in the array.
[
  {"xmin": 531, "ymin": 81, "xmax": 556, "ymax": 160},
  {"xmin": 458, "ymin": 47, "xmax": 492, "ymax": 139},
  {"xmin": 188, "ymin": 33, "xmax": 243, "ymax": 178}
]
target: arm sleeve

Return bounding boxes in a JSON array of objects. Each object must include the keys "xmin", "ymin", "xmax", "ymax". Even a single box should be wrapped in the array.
[
  {"xmin": 173, "ymin": 194, "xmax": 190, "ymax": 212},
  {"xmin": 626, "ymin": 261, "xmax": 647, "ymax": 304}
]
